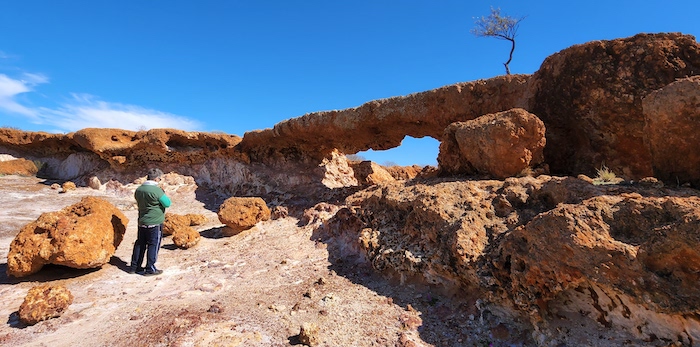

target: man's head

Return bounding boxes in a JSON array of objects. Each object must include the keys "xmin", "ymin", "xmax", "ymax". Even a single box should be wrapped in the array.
[{"xmin": 147, "ymin": 168, "xmax": 164, "ymax": 181}]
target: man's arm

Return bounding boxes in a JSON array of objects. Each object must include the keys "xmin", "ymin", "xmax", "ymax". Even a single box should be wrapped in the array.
[{"xmin": 159, "ymin": 194, "xmax": 171, "ymax": 208}]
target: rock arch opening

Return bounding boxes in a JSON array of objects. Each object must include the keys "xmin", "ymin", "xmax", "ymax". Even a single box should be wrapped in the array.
[{"xmin": 353, "ymin": 136, "xmax": 439, "ymax": 167}]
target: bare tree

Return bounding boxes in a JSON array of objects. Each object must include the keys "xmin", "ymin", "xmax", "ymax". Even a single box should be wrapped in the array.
[{"xmin": 471, "ymin": 7, "xmax": 525, "ymax": 75}]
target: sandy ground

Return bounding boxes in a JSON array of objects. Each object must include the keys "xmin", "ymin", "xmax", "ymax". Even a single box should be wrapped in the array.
[{"xmin": 0, "ymin": 175, "xmax": 524, "ymax": 347}]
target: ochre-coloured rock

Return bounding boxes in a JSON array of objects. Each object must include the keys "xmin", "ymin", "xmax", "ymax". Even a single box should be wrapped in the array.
[
  {"xmin": 0, "ymin": 158, "xmax": 38, "ymax": 176},
  {"xmin": 491, "ymin": 194, "xmax": 700, "ymax": 314},
  {"xmin": 172, "ymin": 226, "xmax": 200, "ymax": 249},
  {"xmin": 18, "ymin": 284, "xmax": 74, "ymax": 325},
  {"xmin": 383, "ymin": 165, "xmax": 422, "ymax": 181},
  {"xmin": 163, "ymin": 213, "xmax": 208, "ymax": 236},
  {"xmin": 60, "ymin": 181, "xmax": 76, "ymax": 193},
  {"xmin": 350, "ymin": 160, "xmax": 396, "ymax": 186},
  {"xmin": 240, "ymin": 75, "xmax": 530, "ymax": 162},
  {"xmin": 217, "ymin": 197, "xmax": 270, "ymax": 235},
  {"xmin": 163, "ymin": 213, "xmax": 206, "ymax": 249},
  {"xmin": 0, "ymin": 128, "xmax": 244, "ymax": 176},
  {"xmin": 299, "ymin": 322, "xmax": 320, "ymax": 346},
  {"xmin": 643, "ymin": 76, "xmax": 700, "ymax": 187},
  {"xmin": 529, "ymin": 33, "xmax": 700, "ymax": 179},
  {"xmin": 438, "ymin": 108, "xmax": 546, "ymax": 178},
  {"xmin": 7, "ymin": 196, "xmax": 129, "ymax": 277}
]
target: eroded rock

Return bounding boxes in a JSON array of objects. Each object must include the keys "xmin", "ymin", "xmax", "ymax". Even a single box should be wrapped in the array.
[
  {"xmin": 438, "ymin": 108, "xmax": 546, "ymax": 178},
  {"xmin": 163, "ymin": 213, "xmax": 206, "ymax": 249},
  {"xmin": 7, "ymin": 196, "xmax": 129, "ymax": 277},
  {"xmin": 240, "ymin": 75, "xmax": 530, "ymax": 162},
  {"xmin": 643, "ymin": 76, "xmax": 700, "ymax": 187},
  {"xmin": 0, "ymin": 158, "xmax": 38, "ymax": 176},
  {"xmin": 349, "ymin": 160, "xmax": 395, "ymax": 186},
  {"xmin": 299, "ymin": 322, "xmax": 320, "ymax": 346},
  {"xmin": 529, "ymin": 32, "xmax": 700, "ymax": 179},
  {"xmin": 163, "ymin": 213, "xmax": 208, "ymax": 236},
  {"xmin": 18, "ymin": 284, "xmax": 74, "ymax": 325},
  {"xmin": 60, "ymin": 181, "xmax": 76, "ymax": 193},
  {"xmin": 88, "ymin": 176, "xmax": 101, "ymax": 190},
  {"xmin": 217, "ymin": 197, "xmax": 270, "ymax": 236}
]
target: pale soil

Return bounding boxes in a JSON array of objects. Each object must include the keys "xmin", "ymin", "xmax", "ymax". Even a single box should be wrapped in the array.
[{"xmin": 0, "ymin": 175, "xmax": 521, "ymax": 347}]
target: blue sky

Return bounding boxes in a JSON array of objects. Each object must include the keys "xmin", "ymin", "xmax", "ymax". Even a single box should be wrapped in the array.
[{"xmin": 0, "ymin": 1, "xmax": 698, "ymax": 166}]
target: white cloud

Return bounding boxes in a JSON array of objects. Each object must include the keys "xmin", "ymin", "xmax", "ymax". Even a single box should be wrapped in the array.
[
  {"xmin": 0, "ymin": 73, "xmax": 201, "ymax": 132},
  {"xmin": 0, "ymin": 74, "xmax": 39, "ymax": 117},
  {"xmin": 21, "ymin": 72, "xmax": 49, "ymax": 85},
  {"xmin": 40, "ymin": 94, "xmax": 201, "ymax": 132}
]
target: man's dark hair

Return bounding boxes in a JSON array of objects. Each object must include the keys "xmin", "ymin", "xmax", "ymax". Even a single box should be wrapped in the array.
[{"xmin": 147, "ymin": 168, "xmax": 164, "ymax": 181}]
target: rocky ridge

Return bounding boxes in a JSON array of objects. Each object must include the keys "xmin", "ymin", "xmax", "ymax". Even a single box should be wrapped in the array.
[{"xmin": 1, "ymin": 32, "xmax": 700, "ymax": 346}]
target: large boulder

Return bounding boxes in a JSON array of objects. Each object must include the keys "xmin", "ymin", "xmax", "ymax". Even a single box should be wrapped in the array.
[
  {"xmin": 643, "ymin": 76, "xmax": 700, "ymax": 187},
  {"xmin": 18, "ymin": 284, "xmax": 74, "ymax": 325},
  {"xmin": 350, "ymin": 160, "xmax": 396, "ymax": 186},
  {"xmin": 217, "ymin": 197, "xmax": 270, "ymax": 236},
  {"xmin": 438, "ymin": 108, "xmax": 546, "ymax": 179},
  {"xmin": 7, "ymin": 196, "xmax": 129, "ymax": 277},
  {"xmin": 528, "ymin": 33, "xmax": 700, "ymax": 179}
]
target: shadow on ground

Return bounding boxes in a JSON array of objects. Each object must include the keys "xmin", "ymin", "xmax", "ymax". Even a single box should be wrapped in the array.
[{"xmin": 0, "ymin": 263, "xmax": 101, "ymax": 285}]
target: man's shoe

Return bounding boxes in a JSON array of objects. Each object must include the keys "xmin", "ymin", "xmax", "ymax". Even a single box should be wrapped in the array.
[
  {"xmin": 142, "ymin": 269, "xmax": 163, "ymax": 277},
  {"xmin": 127, "ymin": 267, "xmax": 144, "ymax": 274}
]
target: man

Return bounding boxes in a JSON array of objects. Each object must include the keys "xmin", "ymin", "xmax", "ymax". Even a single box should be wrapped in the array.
[{"xmin": 129, "ymin": 168, "xmax": 171, "ymax": 276}]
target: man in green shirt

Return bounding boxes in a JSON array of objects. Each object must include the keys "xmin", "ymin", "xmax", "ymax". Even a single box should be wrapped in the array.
[{"xmin": 128, "ymin": 168, "xmax": 171, "ymax": 276}]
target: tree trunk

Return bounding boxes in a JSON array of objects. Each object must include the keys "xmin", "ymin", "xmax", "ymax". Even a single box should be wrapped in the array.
[{"xmin": 503, "ymin": 38, "xmax": 515, "ymax": 75}]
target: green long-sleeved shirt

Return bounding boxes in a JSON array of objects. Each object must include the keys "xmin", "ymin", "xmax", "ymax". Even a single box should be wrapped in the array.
[{"xmin": 134, "ymin": 181, "xmax": 171, "ymax": 225}]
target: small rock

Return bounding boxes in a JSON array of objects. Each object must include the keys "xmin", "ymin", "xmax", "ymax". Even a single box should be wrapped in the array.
[
  {"xmin": 299, "ymin": 322, "xmax": 320, "ymax": 346},
  {"xmin": 208, "ymin": 304, "xmax": 223, "ymax": 313},
  {"xmin": 19, "ymin": 284, "xmax": 74, "ymax": 325},
  {"xmin": 272, "ymin": 205, "xmax": 289, "ymax": 219},
  {"xmin": 88, "ymin": 176, "xmax": 101, "ymax": 190},
  {"xmin": 639, "ymin": 177, "xmax": 664, "ymax": 188},
  {"xmin": 60, "ymin": 181, "xmax": 76, "ymax": 193}
]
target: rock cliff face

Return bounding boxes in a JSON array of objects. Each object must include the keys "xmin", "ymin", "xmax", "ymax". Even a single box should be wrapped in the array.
[
  {"xmin": 643, "ymin": 76, "xmax": 700, "ymax": 187},
  {"xmin": 0, "ymin": 128, "xmax": 244, "ymax": 182},
  {"xmin": 529, "ymin": 33, "xmax": 700, "ymax": 179}
]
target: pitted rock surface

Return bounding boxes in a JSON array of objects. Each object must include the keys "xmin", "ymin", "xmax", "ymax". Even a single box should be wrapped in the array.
[
  {"xmin": 18, "ymin": 284, "xmax": 74, "ymax": 325},
  {"xmin": 438, "ymin": 108, "xmax": 546, "ymax": 178},
  {"xmin": 217, "ymin": 197, "xmax": 271, "ymax": 235},
  {"xmin": 643, "ymin": 76, "xmax": 700, "ymax": 187},
  {"xmin": 7, "ymin": 196, "xmax": 128, "ymax": 277},
  {"xmin": 529, "ymin": 32, "xmax": 700, "ymax": 179}
]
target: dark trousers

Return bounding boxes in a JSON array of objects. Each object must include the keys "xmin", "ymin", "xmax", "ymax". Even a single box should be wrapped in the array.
[{"xmin": 130, "ymin": 224, "xmax": 162, "ymax": 272}]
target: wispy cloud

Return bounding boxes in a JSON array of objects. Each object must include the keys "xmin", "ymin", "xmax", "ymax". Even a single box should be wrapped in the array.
[
  {"xmin": 0, "ymin": 74, "xmax": 40, "ymax": 117},
  {"xmin": 40, "ymin": 94, "xmax": 201, "ymax": 131},
  {"xmin": 0, "ymin": 73, "xmax": 201, "ymax": 132}
]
